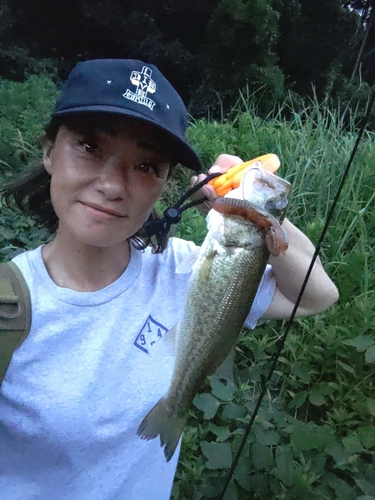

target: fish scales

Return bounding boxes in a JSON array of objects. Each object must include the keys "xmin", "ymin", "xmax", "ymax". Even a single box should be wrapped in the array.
[
  {"xmin": 168, "ymin": 231, "xmax": 268, "ymax": 411},
  {"xmin": 175, "ymin": 230, "xmax": 268, "ymax": 383},
  {"xmin": 137, "ymin": 168, "xmax": 291, "ymax": 461}
]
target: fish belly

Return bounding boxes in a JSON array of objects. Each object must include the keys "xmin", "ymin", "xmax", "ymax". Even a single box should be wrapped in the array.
[{"xmin": 166, "ymin": 233, "xmax": 269, "ymax": 412}]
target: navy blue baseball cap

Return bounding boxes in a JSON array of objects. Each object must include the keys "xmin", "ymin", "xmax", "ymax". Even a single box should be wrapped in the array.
[{"xmin": 52, "ymin": 59, "xmax": 202, "ymax": 172}]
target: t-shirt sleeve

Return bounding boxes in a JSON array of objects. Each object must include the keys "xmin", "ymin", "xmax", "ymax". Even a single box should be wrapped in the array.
[{"xmin": 244, "ymin": 265, "xmax": 276, "ymax": 330}]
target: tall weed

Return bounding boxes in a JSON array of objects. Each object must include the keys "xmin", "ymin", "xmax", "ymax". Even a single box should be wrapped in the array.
[
  {"xmin": 174, "ymin": 97, "xmax": 375, "ymax": 499},
  {"xmin": 0, "ymin": 75, "xmax": 57, "ymax": 172}
]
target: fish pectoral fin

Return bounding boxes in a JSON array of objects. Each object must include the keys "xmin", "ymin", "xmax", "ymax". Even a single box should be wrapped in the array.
[
  {"xmin": 248, "ymin": 234, "xmax": 264, "ymax": 248},
  {"xmin": 175, "ymin": 248, "xmax": 200, "ymax": 274},
  {"xmin": 150, "ymin": 324, "xmax": 177, "ymax": 357}
]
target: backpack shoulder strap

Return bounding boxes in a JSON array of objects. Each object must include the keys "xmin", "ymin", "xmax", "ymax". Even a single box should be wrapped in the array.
[{"xmin": 0, "ymin": 261, "xmax": 31, "ymax": 385}]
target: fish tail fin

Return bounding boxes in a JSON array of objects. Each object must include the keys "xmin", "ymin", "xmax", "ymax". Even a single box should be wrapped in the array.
[{"xmin": 137, "ymin": 397, "xmax": 185, "ymax": 462}]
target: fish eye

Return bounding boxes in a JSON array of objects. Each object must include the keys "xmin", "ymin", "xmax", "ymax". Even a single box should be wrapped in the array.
[
  {"xmin": 265, "ymin": 199, "xmax": 278, "ymax": 214},
  {"xmin": 265, "ymin": 196, "xmax": 287, "ymax": 216}
]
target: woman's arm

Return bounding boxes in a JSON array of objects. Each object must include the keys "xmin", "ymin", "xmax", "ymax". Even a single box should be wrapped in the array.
[{"xmin": 263, "ymin": 217, "xmax": 338, "ymax": 319}]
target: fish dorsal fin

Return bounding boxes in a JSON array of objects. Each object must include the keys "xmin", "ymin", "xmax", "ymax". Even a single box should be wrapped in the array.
[{"xmin": 175, "ymin": 247, "xmax": 200, "ymax": 274}]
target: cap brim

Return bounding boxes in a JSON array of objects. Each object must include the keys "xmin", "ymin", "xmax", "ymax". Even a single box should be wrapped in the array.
[{"xmin": 52, "ymin": 106, "xmax": 202, "ymax": 172}]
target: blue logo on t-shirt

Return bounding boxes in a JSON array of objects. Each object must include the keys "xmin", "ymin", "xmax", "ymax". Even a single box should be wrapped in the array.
[{"xmin": 134, "ymin": 315, "xmax": 169, "ymax": 354}]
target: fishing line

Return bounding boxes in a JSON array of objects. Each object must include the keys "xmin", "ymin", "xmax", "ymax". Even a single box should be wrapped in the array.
[
  {"xmin": 217, "ymin": 89, "xmax": 375, "ymax": 500},
  {"xmin": 142, "ymin": 172, "xmax": 221, "ymax": 241}
]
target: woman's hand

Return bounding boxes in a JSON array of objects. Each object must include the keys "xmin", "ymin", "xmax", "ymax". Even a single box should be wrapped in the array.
[{"xmin": 189, "ymin": 154, "xmax": 243, "ymax": 214}]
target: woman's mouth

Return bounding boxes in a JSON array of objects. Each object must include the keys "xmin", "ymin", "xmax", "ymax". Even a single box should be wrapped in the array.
[{"xmin": 81, "ymin": 202, "xmax": 126, "ymax": 218}]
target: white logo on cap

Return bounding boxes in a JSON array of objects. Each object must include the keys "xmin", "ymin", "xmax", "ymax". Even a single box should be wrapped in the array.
[{"xmin": 123, "ymin": 66, "xmax": 156, "ymax": 110}]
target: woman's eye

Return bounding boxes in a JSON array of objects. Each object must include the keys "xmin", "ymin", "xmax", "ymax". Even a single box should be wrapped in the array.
[
  {"xmin": 136, "ymin": 163, "xmax": 160, "ymax": 176},
  {"xmin": 78, "ymin": 141, "xmax": 100, "ymax": 156},
  {"xmin": 85, "ymin": 144, "xmax": 98, "ymax": 154}
]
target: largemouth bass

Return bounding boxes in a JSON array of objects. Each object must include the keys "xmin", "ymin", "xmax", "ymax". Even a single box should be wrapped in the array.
[{"xmin": 137, "ymin": 167, "xmax": 291, "ymax": 461}]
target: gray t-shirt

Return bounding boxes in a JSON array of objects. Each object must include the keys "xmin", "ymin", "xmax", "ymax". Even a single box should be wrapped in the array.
[{"xmin": 0, "ymin": 238, "xmax": 275, "ymax": 499}]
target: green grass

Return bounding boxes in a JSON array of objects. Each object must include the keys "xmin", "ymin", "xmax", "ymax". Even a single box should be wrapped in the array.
[
  {"xmin": 172, "ymin": 96, "xmax": 375, "ymax": 500},
  {"xmin": 0, "ymin": 76, "xmax": 374, "ymax": 499}
]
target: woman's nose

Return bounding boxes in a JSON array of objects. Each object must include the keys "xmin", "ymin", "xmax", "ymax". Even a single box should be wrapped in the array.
[{"xmin": 96, "ymin": 161, "xmax": 127, "ymax": 199}]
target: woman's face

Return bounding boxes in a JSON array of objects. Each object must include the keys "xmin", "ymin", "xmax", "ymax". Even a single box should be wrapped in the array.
[{"xmin": 43, "ymin": 118, "xmax": 171, "ymax": 249}]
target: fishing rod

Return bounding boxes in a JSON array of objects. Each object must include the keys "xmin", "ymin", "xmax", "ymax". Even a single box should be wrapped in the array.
[{"xmin": 217, "ymin": 89, "xmax": 375, "ymax": 499}]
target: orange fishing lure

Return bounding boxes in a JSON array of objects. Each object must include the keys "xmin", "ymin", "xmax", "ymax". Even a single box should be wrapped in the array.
[{"xmin": 208, "ymin": 153, "xmax": 280, "ymax": 196}]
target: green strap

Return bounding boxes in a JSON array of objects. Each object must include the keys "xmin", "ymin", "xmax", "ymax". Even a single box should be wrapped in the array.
[{"xmin": 0, "ymin": 262, "xmax": 31, "ymax": 384}]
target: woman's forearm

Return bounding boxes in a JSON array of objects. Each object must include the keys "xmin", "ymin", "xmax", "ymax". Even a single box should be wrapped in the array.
[{"xmin": 267, "ymin": 218, "xmax": 339, "ymax": 316}]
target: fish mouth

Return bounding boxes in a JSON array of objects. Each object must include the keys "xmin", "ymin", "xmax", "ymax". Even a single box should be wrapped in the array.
[
  {"xmin": 255, "ymin": 168, "xmax": 291, "ymax": 193},
  {"xmin": 264, "ymin": 196, "xmax": 288, "ymax": 218},
  {"xmin": 238, "ymin": 166, "xmax": 291, "ymax": 215}
]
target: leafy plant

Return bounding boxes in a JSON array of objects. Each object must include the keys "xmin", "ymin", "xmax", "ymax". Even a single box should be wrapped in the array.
[
  {"xmin": 173, "ymin": 95, "xmax": 375, "ymax": 499},
  {"xmin": 0, "ymin": 74, "xmax": 57, "ymax": 172}
]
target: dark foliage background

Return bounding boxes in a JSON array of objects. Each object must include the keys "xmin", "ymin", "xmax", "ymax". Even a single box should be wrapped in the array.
[{"xmin": 1, "ymin": 0, "xmax": 374, "ymax": 118}]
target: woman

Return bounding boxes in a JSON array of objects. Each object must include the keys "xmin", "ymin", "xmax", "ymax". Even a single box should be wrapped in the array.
[{"xmin": 0, "ymin": 59, "xmax": 338, "ymax": 499}]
